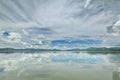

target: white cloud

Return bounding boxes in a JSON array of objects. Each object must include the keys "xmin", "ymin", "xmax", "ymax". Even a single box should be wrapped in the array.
[
  {"xmin": 8, "ymin": 32, "xmax": 21, "ymax": 42},
  {"xmin": 84, "ymin": 0, "xmax": 92, "ymax": 8},
  {"xmin": 113, "ymin": 19, "xmax": 120, "ymax": 35},
  {"xmin": 1, "ymin": 32, "xmax": 22, "ymax": 44}
]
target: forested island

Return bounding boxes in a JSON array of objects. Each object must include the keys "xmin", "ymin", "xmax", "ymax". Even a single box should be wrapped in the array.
[{"xmin": 0, "ymin": 47, "xmax": 120, "ymax": 54}]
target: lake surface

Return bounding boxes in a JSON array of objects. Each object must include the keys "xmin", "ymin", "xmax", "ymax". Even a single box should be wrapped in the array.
[{"xmin": 0, "ymin": 51, "xmax": 120, "ymax": 80}]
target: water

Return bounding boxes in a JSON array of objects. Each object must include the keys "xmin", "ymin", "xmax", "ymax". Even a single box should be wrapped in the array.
[{"xmin": 0, "ymin": 51, "xmax": 120, "ymax": 80}]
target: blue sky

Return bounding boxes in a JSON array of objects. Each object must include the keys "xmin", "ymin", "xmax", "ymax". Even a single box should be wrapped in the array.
[
  {"xmin": 0, "ymin": 0, "xmax": 120, "ymax": 49},
  {"xmin": 50, "ymin": 40, "xmax": 102, "ymax": 48}
]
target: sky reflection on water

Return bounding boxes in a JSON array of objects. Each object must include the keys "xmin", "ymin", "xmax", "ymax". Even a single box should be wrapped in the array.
[{"xmin": 0, "ymin": 51, "xmax": 120, "ymax": 80}]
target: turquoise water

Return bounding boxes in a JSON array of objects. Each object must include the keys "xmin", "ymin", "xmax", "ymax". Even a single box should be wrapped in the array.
[{"xmin": 0, "ymin": 51, "xmax": 120, "ymax": 80}]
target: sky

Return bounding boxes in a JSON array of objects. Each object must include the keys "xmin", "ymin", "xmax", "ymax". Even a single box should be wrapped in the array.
[{"xmin": 0, "ymin": 0, "xmax": 120, "ymax": 49}]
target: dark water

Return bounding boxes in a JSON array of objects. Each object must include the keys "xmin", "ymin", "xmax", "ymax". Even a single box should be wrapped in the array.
[{"xmin": 0, "ymin": 51, "xmax": 120, "ymax": 80}]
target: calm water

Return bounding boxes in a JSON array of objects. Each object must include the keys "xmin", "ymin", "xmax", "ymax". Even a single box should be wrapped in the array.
[{"xmin": 0, "ymin": 51, "xmax": 120, "ymax": 80}]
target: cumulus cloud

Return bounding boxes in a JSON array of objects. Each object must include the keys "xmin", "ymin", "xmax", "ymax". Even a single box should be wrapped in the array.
[
  {"xmin": 8, "ymin": 32, "xmax": 22, "ymax": 43},
  {"xmin": 106, "ymin": 19, "xmax": 120, "ymax": 36},
  {"xmin": 1, "ymin": 32, "xmax": 21, "ymax": 43},
  {"xmin": 113, "ymin": 19, "xmax": 120, "ymax": 35}
]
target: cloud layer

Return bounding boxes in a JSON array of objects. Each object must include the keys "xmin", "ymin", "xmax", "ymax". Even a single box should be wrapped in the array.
[{"xmin": 0, "ymin": 0, "xmax": 120, "ymax": 48}]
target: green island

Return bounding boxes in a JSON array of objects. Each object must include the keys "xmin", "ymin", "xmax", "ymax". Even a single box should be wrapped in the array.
[{"xmin": 0, "ymin": 47, "xmax": 120, "ymax": 54}]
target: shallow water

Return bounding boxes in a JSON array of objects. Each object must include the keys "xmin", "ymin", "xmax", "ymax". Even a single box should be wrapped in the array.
[{"xmin": 0, "ymin": 51, "xmax": 120, "ymax": 80}]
